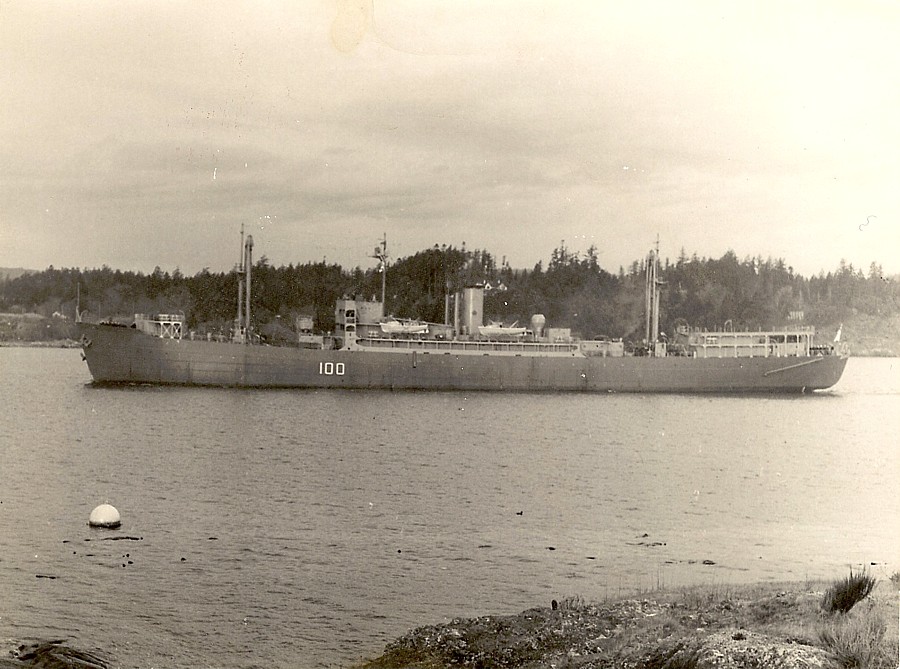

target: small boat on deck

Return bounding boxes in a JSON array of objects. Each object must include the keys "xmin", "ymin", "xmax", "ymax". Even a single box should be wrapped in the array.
[
  {"xmin": 379, "ymin": 318, "xmax": 429, "ymax": 335},
  {"xmin": 478, "ymin": 322, "xmax": 528, "ymax": 338}
]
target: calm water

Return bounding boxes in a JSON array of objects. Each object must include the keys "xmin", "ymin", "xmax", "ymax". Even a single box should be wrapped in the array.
[{"xmin": 1, "ymin": 349, "xmax": 898, "ymax": 668}]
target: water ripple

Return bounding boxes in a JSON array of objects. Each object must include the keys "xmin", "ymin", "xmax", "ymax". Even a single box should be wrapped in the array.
[{"xmin": 1, "ymin": 350, "xmax": 897, "ymax": 667}]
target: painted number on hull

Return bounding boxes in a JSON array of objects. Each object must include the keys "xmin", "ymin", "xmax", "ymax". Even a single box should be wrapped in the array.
[{"xmin": 318, "ymin": 362, "xmax": 345, "ymax": 376}]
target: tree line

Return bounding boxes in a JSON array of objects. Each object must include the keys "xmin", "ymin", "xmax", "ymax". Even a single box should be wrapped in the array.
[{"xmin": 1, "ymin": 244, "xmax": 897, "ymax": 344}]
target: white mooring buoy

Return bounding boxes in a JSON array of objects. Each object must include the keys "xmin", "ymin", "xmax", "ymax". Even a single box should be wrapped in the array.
[{"xmin": 89, "ymin": 504, "xmax": 121, "ymax": 528}]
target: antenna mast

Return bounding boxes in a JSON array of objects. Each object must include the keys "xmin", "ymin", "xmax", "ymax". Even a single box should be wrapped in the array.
[{"xmin": 371, "ymin": 233, "xmax": 388, "ymax": 307}]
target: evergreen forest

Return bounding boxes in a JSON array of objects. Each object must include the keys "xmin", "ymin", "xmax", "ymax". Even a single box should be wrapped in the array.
[{"xmin": 1, "ymin": 243, "xmax": 898, "ymax": 354}]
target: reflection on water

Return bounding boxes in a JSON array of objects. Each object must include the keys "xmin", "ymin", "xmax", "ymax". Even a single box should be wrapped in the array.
[{"xmin": 1, "ymin": 350, "xmax": 897, "ymax": 668}]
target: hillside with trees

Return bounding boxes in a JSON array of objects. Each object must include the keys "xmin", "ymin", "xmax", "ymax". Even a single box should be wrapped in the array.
[{"xmin": 1, "ymin": 244, "xmax": 898, "ymax": 355}]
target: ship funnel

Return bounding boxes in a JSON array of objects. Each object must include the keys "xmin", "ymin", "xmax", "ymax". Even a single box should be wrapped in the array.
[
  {"xmin": 461, "ymin": 286, "xmax": 484, "ymax": 336},
  {"xmin": 530, "ymin": 314, "xmax": 546, "ymax": 338}
]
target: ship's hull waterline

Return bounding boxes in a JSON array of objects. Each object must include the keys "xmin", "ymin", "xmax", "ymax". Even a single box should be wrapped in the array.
[{"xmin": 79, "ymin": 323, "xmax": 848, "ymax": 393}]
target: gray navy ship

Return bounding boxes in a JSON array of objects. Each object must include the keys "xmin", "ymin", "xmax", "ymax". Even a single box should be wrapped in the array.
[{"xmin": 78, "ymin": 234, "xmax": 848, "ymax": 393}]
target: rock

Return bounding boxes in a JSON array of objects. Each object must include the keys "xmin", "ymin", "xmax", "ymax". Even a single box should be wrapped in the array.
[
  {"xmin": 2, "ymin": 640, "xmax": 109, "ymax": 668},
  {"xmin": 694, "ymin": 629, "xmax": 831, "ymax": 668}
]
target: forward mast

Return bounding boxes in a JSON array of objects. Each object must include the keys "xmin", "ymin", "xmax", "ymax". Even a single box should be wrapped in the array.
[{"xmin": 234, "ymin": 226, "xmax": 254, "ymax": 344}]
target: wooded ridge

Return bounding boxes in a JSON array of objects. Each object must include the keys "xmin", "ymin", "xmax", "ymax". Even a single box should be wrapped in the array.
[{"xmin": 2, "ymin": 244, "xmax": 897, "ymax": 354}]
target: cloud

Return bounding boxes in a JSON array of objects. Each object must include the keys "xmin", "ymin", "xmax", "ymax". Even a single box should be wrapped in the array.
[{"xmin": 1, "ymin": 1, "xmax": 898, "ymax": 276}]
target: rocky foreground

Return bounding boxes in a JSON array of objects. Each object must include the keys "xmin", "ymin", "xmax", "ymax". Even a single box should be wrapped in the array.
[
  {"xmin": 359, "ymin": 581, "xmax": 898, "ymax": 669},
  {"xmin": 3, "ymin": 581, "xmax": 894, "ymax": 668}
]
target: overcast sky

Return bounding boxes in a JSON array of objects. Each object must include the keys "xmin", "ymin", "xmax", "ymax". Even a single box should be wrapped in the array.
[{"xmin": 2, "ymin": 1, "xmax": 897, "ymax": 277}]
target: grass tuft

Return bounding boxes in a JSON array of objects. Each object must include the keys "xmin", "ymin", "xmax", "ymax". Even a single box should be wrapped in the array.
[
  {"xmin": 557, "ymin": 594, "xmax": 587, "ymax": 611},
  {"xmin": 640, "ymin": 642, "xmax": 703, "ymax": 669},
  {"xmin": 822, "ymin": 569, "xmax": 877, "ymax": 614},
  {"xmin": 818, "ymin": 603, "xmax": 892, "ymax": 669}
]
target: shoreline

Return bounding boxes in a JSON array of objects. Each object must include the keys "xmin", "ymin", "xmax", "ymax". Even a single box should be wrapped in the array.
[{"xmin": 359, "ymin": 577, "xmax": 898, "ymax": 668}]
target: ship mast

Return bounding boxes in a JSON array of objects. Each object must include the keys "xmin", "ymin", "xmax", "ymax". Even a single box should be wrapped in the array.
[
  {"xmin": 372, "ymin": 233, "xmax": 388, "ymax": 307},
  {"xmin": 644, "ymin": 240, "xmax": 662, "ymax": 355},
  {"xmin": 236, "ymin": 225, "xmax": 244, "ymax": 340},
  {"xmin": 234, "ymin": 225, "xmax": 254, "ymax": 344},
  {"xmin": 244, "ymin": 233, "xmax": 253, "ymax": 342}
]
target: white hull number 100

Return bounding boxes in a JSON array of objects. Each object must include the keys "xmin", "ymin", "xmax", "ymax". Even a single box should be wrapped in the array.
[{"xmin": 318, "ymin": 362, "xmax": 345, "ymax": 376}]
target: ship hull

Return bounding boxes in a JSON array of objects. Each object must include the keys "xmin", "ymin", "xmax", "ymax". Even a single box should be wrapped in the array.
[{"xmin": 78, "ymin": 323, "xmax": 848, "ymax": 393}]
